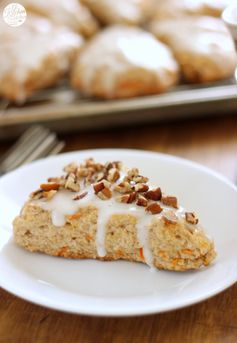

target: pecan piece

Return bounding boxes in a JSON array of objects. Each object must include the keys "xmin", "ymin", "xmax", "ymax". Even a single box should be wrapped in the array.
[
  {"xmin": 93, "ymin": 180, "xmax": 110, "ymax": 194},
  {"xmin": 114, "ymin": 181, "xmax": 132, "ymax": 194},
  {"xmin": 161, "ymin": 196, "xmax": 178, "ymax": 209},
  {"xmin": 65, "ymin": 173, "xmax": 80, "ymax": 192},
  {"xmin": 97, "ymin": 188, "xmax": 112, "ymax": 200},
  {"xmin": 30, "ymin": 189, "xmax": 44, "ymax": 199},
  {"xmin": 40, "ymin": 183, "xmax": 60, "ymax": 191},
  {"xmin": 185, "ymin": 212, "xmax": 198, "ymax": 225},
  {"xmin": 42, "ymin": 190, "xmax": 57, "ymax": 200},
  {"xmin": 63, "ymin": 162, "xmax": 78, "ymax": 174},
  {"xmin": 163, "ymin": 211, "xmax": 178, "ymax": 225},
  {"xmin": 144, "ymin": 187, "xmax": 161, "ymax": 201},
  {"xmin": 107, "ymin": 168, "xmax": 120, "ymax": 183},
  {"xmin": 146, "ymin": 202, "xmax": 163, "ymax": 214},
  {"xmin": 136, "ymin": 195, "xmax": 148, "ymax": 207},
  {"xmin": 134, "ymin": 183, "xmax": 149, "ymax": 193},
  {"xmin": 73, "ymin": 192, "xmax": 88, "ymax": 201},
  {"xmin": 117, "ymin": 192, "xmax": 137, "ymax": 204},
  {"xmin": 126, "ymin": 168, "xmax": 148, "ymax": 183}
]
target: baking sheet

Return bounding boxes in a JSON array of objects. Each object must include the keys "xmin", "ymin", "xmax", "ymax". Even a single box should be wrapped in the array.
[{"xmin": 0, "ymin": 77, "xmax": 237, "ymax": 140}]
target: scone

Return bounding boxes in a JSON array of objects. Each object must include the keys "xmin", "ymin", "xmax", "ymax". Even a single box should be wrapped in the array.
[
  {"xmin": 20, "ymin": 0, "xmax": 99, "ymax": 37},
  {"xmin": 0, "ymin": 16, "xmax": 83, "ymax": 102},
  {"xmin": 150, "ymin": 16, "xmax": 237, "ymax": 83},
  {"xmin": 81, "ymin": 0, "xmax": 153, "ymax": 26},
  {"xmin": 151, "ymin": 0, "xmax": 234, "ymax": 20},
  {"xmin": 13, "ymin": 158, "xmax": 216, "ymax": 271},
  {"xmin": 71, "ymin": 25, "xmax": 179, "ymax": 99}
]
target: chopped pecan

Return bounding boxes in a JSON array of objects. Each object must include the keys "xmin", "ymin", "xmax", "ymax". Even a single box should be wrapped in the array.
[
  {"xmin": 47, "ymin": 177, "xmax": 61, "ymax": 183},
  {"xmin": 95, "ymin": 172, "xmax": 105, "ymax": 182},
  {"xmin": 185, "ymin": 212, "xmax": 198, "ymax": 225},
  {"xmin": 107, "ymin": 168, "xmax": 120, "ymax": 183},
  {"xmin": 163, "ymin": 211, "xmax": 178, "ymax": 224},
  {"xmin": 114, "ymin": 181, "xmax": 132, "ymax": 194},
  {"xmin": 63, "ymin": 162, "xmax": 78, "ymax": 174},
  {"xmin": 93, "ymin": 180, "xmax": 110, "ymax": 194},
  {"xmin": 146, "ymin": 202, "xmax": 163, "ymax": 214},
  {"xmin": 136, "ymin": 195, "xmax": 148, "ymax": 207},
  {"xmin": 134, "ymin": 183, "xmax": 149, "ymax": 192},
  {"xmin": 126, "ymin": 168, "xmax": 148, "ymax": 183},
  {"xmin": 117, "ymin": 192, "xmax": 137, "ymax": 204},
  {"xmin": 161, "ymin": 196, "xmax": 178, "ymax": 209},
  {"xmin": 40, "ymin": 183, "xmax": 60, "ymax": 191},
  {"xmin": 42, "ymin": 190, "xmax": 57, "ymax": 200},
  {"xmin": 144, "ymin": 187, "xmax": 161, "ymax": 201},
  {"xmin": 97, "ymin": 187, "xmax": 112, "ymax": 200},
  {"xmin": 65, "ymin": 173, "xmax": 80, "ymax": 192},
  {"xmin": 30, "ymin": 189, "xmax": 44, "ymax": 199},
  {"xmin": 73, "ymin": 192, "xmax": 88, "ymax": 201}
]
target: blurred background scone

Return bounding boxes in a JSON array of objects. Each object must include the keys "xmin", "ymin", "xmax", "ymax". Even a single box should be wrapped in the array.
[
  {"xmin": 0, "ymin": 16, "xmax": 83, "ymax": 102},
  {"xmin": 71, "ymin": 25, "xmax": 179, "ymax": 99},
  {"xmin": 150, "ymin": 16, "xmax": 237, "ymax": 83},
  {"xmin": 81, "ymin": 0, "xmax": 153, "ymax": 26},
  {"xmin": 151, "ymin": 0, "xmax": 235, "ymax": 20},
  {"xmin": 20, "ymin": 0, "xmax": 99, "ymax": 37}
]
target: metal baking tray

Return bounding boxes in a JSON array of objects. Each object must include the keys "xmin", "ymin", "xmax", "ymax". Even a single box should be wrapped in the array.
[{"xmin": 1, "ymin": 76, "xmax": 237, "ymax": 140}]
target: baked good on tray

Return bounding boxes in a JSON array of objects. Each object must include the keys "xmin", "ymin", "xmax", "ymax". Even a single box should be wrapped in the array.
[
  {"xmin": 71, "ymin": 25, "xmax": 179, "ymax": 99},
  {"xmin": 0, "ymin": 16, "xmax": 83, "ymax": 103},
  {"xmin": 149, "ymin": 16, "xmax": 237, "ymax": 83},
  {"xmin": 20, "ymin": 0, "xmax": 99, "ymax": 37},
  {"xmin": 81, "ymin": 0, "xmax": 153, "ymax": 26},
  {"xmin": 151, "ymin": 0, "xmax": 234, "ymax": 20},
  {"xmin": 13, "ymin": 158, "xmax": 216, "ymax": 271}
]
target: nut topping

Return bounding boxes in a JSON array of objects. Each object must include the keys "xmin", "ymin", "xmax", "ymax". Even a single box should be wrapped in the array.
[
  {"xmin": 73, "ymin": 192, "xmax": 88, "ymax": 201},
  {"xmin": 117, "ymin": 192, "xmax": 137, "ymax": 204},
  {"xmin": 185, "ymin": 212, "xmax": 198, "ymax": 225},
  {"xmin": 134, "ymin": 183, "xmax": 149, "ymax": 192},
  {"xmin": 93, "ymin": 180, "xmax": 111, "ymax": 194},
  {"xmin": 114, "ymin": 181, "xmax": 132, "ymax": 194},
  {"xmin": 163, "ymin": 211, "xmax": 178, "ymax": 224},
  {"xmin": 136, "ymin": 195, "xmax": 148, "ymax": 207},
  {"xmin": 107, "ymin": 168, "xmax": 120, "ymax": 183},
  {"xmin": 65, "ymin": 173, "xmax": 80, "ymax": 192},
  {"xmin": 161, "ymin": 196, "xmax": 178, "ymax": 209},
  {"xmin": 146, "ymin": 203, "xmax": 163, "ymax": 214},
  {"xmin": 97, "ymin": 188, "xmax": 112, "ymax": 200},
  {"xmin": 40, "ymin": 183, "xmax": 60, "ymax": 191},
  {"xmin": 125, "ymin": 168, "xmax": 148, "ymax": 183},
  {"xmin": 144, "ymin": 187, "xmax": 162, "ymax": 201},
  {"xmin": 63, "ymin": 162, "xmax": 78, "ymax": 174}
]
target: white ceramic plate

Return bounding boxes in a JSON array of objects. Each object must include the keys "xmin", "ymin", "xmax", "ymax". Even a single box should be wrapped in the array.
[{"xmin": 0, "ymin": 149, "xmax": 237, "ymax": 316}]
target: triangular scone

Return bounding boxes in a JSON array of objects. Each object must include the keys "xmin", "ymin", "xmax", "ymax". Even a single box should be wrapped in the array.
[{"xmin": 13, "ymin": 159, "xmax": 216, "ymax": 271}]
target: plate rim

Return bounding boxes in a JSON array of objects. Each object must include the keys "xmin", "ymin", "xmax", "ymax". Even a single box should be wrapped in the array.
[{"xmin": 0, "ymin": 148, "xmax": 237, "ymax": 316}]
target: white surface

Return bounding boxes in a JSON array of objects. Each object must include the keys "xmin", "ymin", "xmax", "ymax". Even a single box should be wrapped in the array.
[{"xmin": 0, "ymin": 149, "xmax": 237, "ymax": 316}]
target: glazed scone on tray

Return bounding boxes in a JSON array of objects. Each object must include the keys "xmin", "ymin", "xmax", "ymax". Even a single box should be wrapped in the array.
[
  {"xmin": 81, "ymin": 0, "xmax": 153, "ymax": 26},
  {"xmin": 151, "ymin": 0, "xmax": 234, "ymax": 20},
  {"xmin": 20, "ymin": 0, "xmax": 99, "ymax": 37},
  {"xmin": 13, "ymin": 158, "xmax": 216, "ymax": 271},
  {"xmin": 150, "ymin": 16, "xmax": 237, "ymax": 83},
  {"xmin": 71, "ymin": 25, "xmax": 179, "ymax": 99},
  {"xmin": 0, "ymin": 16, "xmax": 83, "ymax": 103}
]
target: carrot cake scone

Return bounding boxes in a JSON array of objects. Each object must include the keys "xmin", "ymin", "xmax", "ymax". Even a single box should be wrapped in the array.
[
  {"xmin": 13, "ymin": 158, "xmax": 216, "ymax": 271},
  {"xmin": 71, "ymin": 25, "xmax": 179, "ymax": 99},
  {"xmin": 19, "ymin": 0, "xmax": 99, "ymax": 37},
  {"xmin": 81, "ymin": 0, "xmax": 153, "ymax": 26},
  {"xmin": 149, "ymin": 16, "xmax": 237, "ymax": 83},
  {"xmin": 150, "ymin": 0, "xmax": 234, "ymax": 20},
  {"xmin": 0, "ymin": 16, "xmax": 83, "ymax": 102}
]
